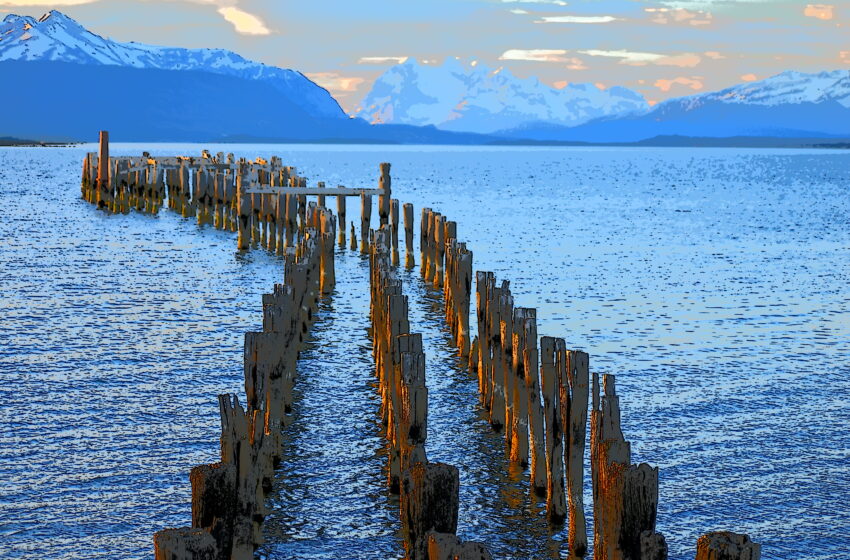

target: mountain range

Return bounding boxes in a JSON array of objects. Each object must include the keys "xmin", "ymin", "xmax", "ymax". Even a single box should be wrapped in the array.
[
  {"xmin": 354, "ymin": 57, "xmax": 648, "ymax": 134},
  {"xmin": 1, "ymin": 10, "xmax": 849, "ymax": 144}
]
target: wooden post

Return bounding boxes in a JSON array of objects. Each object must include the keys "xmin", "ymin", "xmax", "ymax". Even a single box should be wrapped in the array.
[
  {"xmin": 564, "ymin": 347, "xmax": 589, "ymax": 558},
  {"xmin": 420, "ymin": 208, "xmax": 431, "ymax": 277},
  {"xmin": 696, "ymin": 532, "xmax": 760, "ymax": 560},
  {"xmin": 403, "ymin": 202, "xmax": 415, "ymax": 268},
  {"xmin": 317, "ymin": 181, "xmax": 325, "ymax": 207},
  {"xmin": 190, "ymin": 462, "xmax": 236, "ymax": 560},
  {"xmin": 591, "ymin": 375, "xmax": 660, "ymax": 560},
  {"xmin": 390, "ymin": 198, "xmax": 400, "ymax": 265},
  {"xmin": 97, "ymin": 130, "xmax": 109, "ymax": 190},
  {"xmin": 360, "ymin": 192, "xmax": 372, "ymax": 253},
  {"xmin": 401, "ymin": 462, "xmax": 460, "ymax": 560},
  {"xmin": 337, "ymin": 192, "xmax": 346, "ymax": 246},
  {"xmin": 526, "ymin": 319, "xmax": 547, "ymax": 497},
  {"xmin": 509, "ymin": 307, "xmax": 532, "ymax": 466},
  {"xmin": 641, "ymin": 531, "xmax": 669, "ymax": 560},
  {"xmin": 236, "ymin": 165, "xmax": 250, "ymax": 251},
  {"xmin": 541, "ymin": 337, "xmax": 566, "ymax": 523},
  {"xmin": 154, "ymin": 528, "xmax": 218, "ymax": 560},
  {"xmin": 379, "ymin": 162, "xmax": 391, "ymax": 227}
]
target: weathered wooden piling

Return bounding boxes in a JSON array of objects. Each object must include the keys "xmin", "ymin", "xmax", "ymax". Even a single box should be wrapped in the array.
[
  {"xmin": 403, "ymin": 202, "xmax": 415, "ymax": 268},
  {"xmin": 379, "ymin": 162, "xmax": 391, "ymax": 227},
  {"xmin": 591, "ymin": 374, "xmax": 660, "ymax": 560},
  {"xmin": 190, "ymin": 462, "xmax": 236, "ymax": 560},
  {"xmin": 97, "ymin": 130, "xmax": 109, "ymax": 208},
  {"xmin": 401, "ymin": 462, "xmax": 460, "ymax": 560},
  {"xmin": 154, "ymin": 528, "xmax": 218, "ymax": 560},
  {"xmin": 695, "ymin": 532, "xmax": 760, "ymax": 560},
  {"xmin": 541, "ymin": 336, "xmax": 567, "ymax": 522},
  {"xmin": 360, "ymin": 192, "xmax": 372, "ymax": 253},
  {"xmin": 427, "ymin": 533, "xmax": 493, "ymax": 560},
  {"xmin": 337, "ymin": 192, "xmax": 346, "ymax": 246},
  {"xmin": 525, "ymin": 317, "xmax": 547, "ymax": 497},
  {"xmin": 561, "ymin": 344, "xmax": 589, "ymax": 558},
  {"xmin": 391, "ymin": 198, "xmax": 400, "ymax": 265}
]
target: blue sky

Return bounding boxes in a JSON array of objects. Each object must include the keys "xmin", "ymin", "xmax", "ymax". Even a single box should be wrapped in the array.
[{"xmin": 2, "ymin": 0, "xmax": 848, "ymax": 110}]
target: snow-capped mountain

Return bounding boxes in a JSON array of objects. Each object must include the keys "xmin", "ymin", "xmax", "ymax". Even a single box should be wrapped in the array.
[
  {"xmin": 504, "ymin": 69, "xmax": 850, "ymax": 142},
  {"xmin": 0, "ymin": 10, "xmax": 345, "ymax": 119},
  {"xmin": 355, "ymin": 57, "xmax": 649, "ymax": 134},
  {"xmin": 659, "ymin": 70, "xmax": 850, "ymax": 111}
]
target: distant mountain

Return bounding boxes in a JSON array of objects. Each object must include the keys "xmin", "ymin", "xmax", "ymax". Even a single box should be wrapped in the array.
[
  {"xmin": 0, "ymin": 11, "xmax": 500, "ymax": 143},
  {"xmin": 354, "ymin": 57, "xmax": 648, "ymax": 134},
  {"xmin": 0, "ymin": 10, "xmax": 345, "ymax": 119},
  {"xmin": 502, "ymin": 70, "xmax": 850, "ymax": 142}
]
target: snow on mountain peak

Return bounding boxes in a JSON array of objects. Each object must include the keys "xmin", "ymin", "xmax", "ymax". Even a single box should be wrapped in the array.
[
  {"xmin": 355, "ymin": 56, "xmax": 649, "ymax": 134},
  {"xmin": 659, "ymin": 69, "xmax": 850, "ymax": 112},
  {"xmin": 0, "ymin": 10, "xmax": 346, "ymax": 119}
]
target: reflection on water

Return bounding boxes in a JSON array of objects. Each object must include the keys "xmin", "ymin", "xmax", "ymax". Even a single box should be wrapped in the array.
[{"xmin": 0, "ymin": 144, "xmax": 847, "ymax": 560}]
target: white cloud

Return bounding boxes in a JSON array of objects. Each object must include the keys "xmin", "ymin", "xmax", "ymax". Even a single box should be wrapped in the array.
[
  {"xmin": 580, "ymin": 49, "xmax": 701, "ymax": 67},
  {"xmin": 501, "ymin": 0, "xmax": 568, "ymax": 5},
  {"xmin": 536, "ymin": 15, "xmax": 619, "ymax": 23},
  {"xmin": 0, "ymin": 0, "xmax": 95, "ymax": 4},
  {"xmin": 500, "ymin": 48, "xmax": 567, "ymax": 62},
  {"xmin": 216, "ymin": 6, "xmax": 269, "ymax": 35},
  {"xmin": 358, "ymin": 56, "xmax": 409, "ymax": 64}
]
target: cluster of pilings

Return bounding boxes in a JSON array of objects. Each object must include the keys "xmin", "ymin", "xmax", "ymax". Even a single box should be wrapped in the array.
[
  {"xmin": 152, "ymin": 212, "xmax": 332, "ymax": 559},
  {"xmin": 369, "ymin": 218, "xmax": 492, "ymax": 560},
  {"xmin": 81, "ymin": 130, "xmax": 762, "ymax": 559},
  {"xmin": 415, "ymin": 204, "xmax": 762, "ymax": 560}
]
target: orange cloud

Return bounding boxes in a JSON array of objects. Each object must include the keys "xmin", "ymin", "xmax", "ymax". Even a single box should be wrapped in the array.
[
  {"xmin": 305, "ymin": 72, "xmax": 365, "ymax": 94},
  {"xmin": 841, "ymin": 51, "xmax": 850, "ymax": 63},
  {"xmin": 654, "ymin": 77, "xmax": 704, "ymax": 92},
  {"xmin": 804, "ymin": 4, "xmax": 834, "ymax": 20},
  {"xmin": 740, "ymin": 73, "xmax": 758, "ymax": 82},
  {"xmin": 704, "ymin": 51, "xmax": 726, "ymax": 60}
]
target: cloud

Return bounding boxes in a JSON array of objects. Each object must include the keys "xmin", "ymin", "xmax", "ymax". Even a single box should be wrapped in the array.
[
  {"xmin": 654, "ymin": 76, "xmax": 704, "ymax": 92},
  {"xmin": 216, "ymin": 6, "xmax": 269, "ymax": 35},
  {"xmin": 305, "ymin": 72, "xmax": 365, "ymax": 94},
  {"xmin": 704, "ymin": 51, "xmax": 725, "ymax": 60},
  {"xmin": 358, "ymin": 56, "xmax": 409, "ymax": 64},
  {"xmin": 510, "ymin": 8, "xmax": 529, "ymax": 14},
  {"xmin": 647, "ymin": 7, "xmax": 712, "ymax": 25},
  {"xmin": 0, "ymin": 0, "xmax": 96, "ymax": 4},
  {"xmin": 841, "ymin": 51, "xmax": 850, "ymax": 63},
  {"xmin": 804, "ymin": 4, "xmax": 834, "ymax": 20},
  {"xmin": 579, "ymin": 49, "xmax": 701, "ymax": 67},
  {"xmin": 740, "ymin": 73, "xmax": 758, "ymax": 81},
  {"xmin": 536, "ymin": 15, "xmax": 620, "ymax": 23},
  {"xmin": 501, "ymin": 0, "xmax": 567, "ymax": 5},
  {"xmin": 500, "ymin": 48, "xmax": 567, "ymax": 62},
  {"xmin": 499, "ymin": 49, "xmax": 588, "ymax": 69}
]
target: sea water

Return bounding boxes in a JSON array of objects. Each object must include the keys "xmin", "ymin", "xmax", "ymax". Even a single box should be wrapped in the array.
[{"xmin": 1, "ymin": 144, "xmax": 847, "ymax": 560}]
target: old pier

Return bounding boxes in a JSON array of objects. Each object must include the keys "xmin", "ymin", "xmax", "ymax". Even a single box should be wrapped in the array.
[{"xmin": 80, "ymin": 131, "xmax": 762, "ymax": 560}]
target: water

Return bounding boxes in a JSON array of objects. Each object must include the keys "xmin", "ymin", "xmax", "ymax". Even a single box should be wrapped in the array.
[{"xmin": 1, "ymin": 144, "xmax": 848, "ymax": 560}]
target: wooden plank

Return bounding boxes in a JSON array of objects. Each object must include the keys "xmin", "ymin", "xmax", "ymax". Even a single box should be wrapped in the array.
[{"xmin": 244, "ymin": 186, "xmax": 385, "ymax": 196}]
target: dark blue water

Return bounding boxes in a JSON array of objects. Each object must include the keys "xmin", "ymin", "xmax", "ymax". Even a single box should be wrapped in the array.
[{"xmin": 1, "ymin": 144, "xmax": 847, "ymax": 560}]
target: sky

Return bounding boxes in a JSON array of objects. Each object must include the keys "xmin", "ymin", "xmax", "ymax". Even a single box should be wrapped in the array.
[{"xmin": 1, "ymin": 0, "xmax": 848, "ymax": 110}]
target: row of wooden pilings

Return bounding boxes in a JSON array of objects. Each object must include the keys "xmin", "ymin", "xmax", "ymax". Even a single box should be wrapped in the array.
[
  {"xmin": 80, "ymin": 149, "xmax": 420, "ymax": 267},
  {"xmin": 369, "ymin": 219, "xmax": 492, "ymax": 560},
  {"xmin": 151, "ymin": 203, "xmax": 335, "ymax": 559},
  {"xmin": 418, "ymin": 206, "xmax": 762, "ymax": 560},
  {"xmin": 81, "ymin": 135, "xmax": 761, "ymax": 559}
]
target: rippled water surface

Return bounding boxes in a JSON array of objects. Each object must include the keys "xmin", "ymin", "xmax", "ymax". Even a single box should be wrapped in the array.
[{"xmin": 1, "ymin": 144, "xmax": 848, "ymax": 560}]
